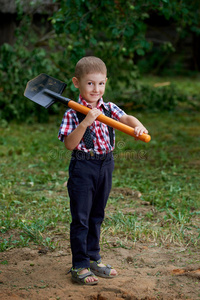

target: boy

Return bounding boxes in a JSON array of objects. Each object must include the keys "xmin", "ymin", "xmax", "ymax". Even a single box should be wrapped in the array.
[{"xmin": 58, "ymin": 56, "xmax": 148, "ymax": 285}]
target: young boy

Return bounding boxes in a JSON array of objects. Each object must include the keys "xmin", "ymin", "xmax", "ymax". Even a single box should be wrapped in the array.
[{"xmin": 58, "ymin": 56, "xmax": 148, "ymax": 285}]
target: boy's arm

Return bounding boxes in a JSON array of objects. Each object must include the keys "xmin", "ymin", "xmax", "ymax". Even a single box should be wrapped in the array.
[
  {"xmin": 120, "ymin": 114, "xmax": 148, "ymax": 138},
  {"xmin": 64, "ymin": 108, "xmax": 102, "ymax": 150}
]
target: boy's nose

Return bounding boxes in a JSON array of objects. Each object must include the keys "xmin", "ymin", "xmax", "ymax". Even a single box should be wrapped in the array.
[{"xmin": 93, "ymin": 84, "xmax": 99, "ymax": 92}]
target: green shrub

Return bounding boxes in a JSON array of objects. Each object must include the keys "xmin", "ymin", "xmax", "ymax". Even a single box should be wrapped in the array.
[
  {"xmin": 133, "ymin": 84, "xmax": 187, "ymax": 111},
  {"xmin": 105, "ymin": 81, "xmax": 198, "ymax": 112},
  {"xmin": 1, "ymin": 0, "xmax": 199, "ymax": 122},
  {"xmin": 0, "ymin": 43, "xmax": 63, "ymax": 122}
]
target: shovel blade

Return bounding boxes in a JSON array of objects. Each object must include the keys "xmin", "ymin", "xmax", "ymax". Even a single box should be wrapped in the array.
[{"xmin": 24, "ymin": 73, "xmax": 67, "ymax": 108}]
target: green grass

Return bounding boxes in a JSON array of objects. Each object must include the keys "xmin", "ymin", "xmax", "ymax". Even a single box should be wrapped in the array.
[
  {"xmin": 0, "ymin": 108, "xmax": 200, "ymax": 251},
  {"xmin": 138, "ymin": 74, "xmax": 200, "ymax": 95}
]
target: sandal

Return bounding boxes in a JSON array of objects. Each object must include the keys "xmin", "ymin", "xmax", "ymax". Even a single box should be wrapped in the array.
[
  {"xmin": 90, "ymin": 259, "xmax": 117, "ymax": 278},
  {"xmin": 68, "ymin": 267, "xmax": 99, "ymax": 285}
]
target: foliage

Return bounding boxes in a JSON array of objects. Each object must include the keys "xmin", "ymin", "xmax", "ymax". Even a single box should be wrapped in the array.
[
  {"xmin": 52, "ymin": 0, "xmax": 200, "ymax": 77},
  {"xmin": 105, "ymin": 82, "xmax": 197, "ymax": 112},
  {"xmin": 0, "ymin": 2, "xmax": 74, "ymax": 122},
  {"xmin": 0, "ymin": 0, "xmax": 200, "ymax": 121},
  {"xmin": 126, "ymin": 84, "xmax": 188, "ymax": 111},
  {"xmin": 52, "ymin": 0, "xmax": 152, "ymax": 89},
  {"xmin": 0, "ymin": 43, "xmax": 60, "ymax": 122}
]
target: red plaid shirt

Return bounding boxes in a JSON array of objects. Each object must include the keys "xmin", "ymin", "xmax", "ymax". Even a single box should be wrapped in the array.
[{"xmin": 58, "ymin": 95, "xmax": 125, "ymax": 154}]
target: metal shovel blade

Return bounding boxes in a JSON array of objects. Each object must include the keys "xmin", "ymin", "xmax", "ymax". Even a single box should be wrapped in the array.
[{"xmin": 24, "ymin": 73, "xmax": 67, "ymax": 108}]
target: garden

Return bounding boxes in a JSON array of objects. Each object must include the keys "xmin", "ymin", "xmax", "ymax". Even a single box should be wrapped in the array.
[{"xmin": 0, "ymin": 1, "xmax": 200, "ymax": 299}]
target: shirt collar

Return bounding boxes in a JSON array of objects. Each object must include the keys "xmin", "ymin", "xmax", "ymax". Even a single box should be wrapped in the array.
[{"xmin": 78, "ymin": 95, "xmax": 108, "ymax": 111}]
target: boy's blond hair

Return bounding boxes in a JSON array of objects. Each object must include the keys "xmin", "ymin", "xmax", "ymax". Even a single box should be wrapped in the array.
[{"xmin": 74, "ymin": 56, "xmax": 107, "ymax": 79}]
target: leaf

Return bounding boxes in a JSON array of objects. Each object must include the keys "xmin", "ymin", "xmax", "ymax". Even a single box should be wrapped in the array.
[{"xmin": 136, "ymin": 48, "xmax": 145, "ymax": 56}]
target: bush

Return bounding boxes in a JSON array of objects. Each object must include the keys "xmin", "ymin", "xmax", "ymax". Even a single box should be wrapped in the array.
[
  {"xmin": 0, "ymin": 42, "xmax": 64, "ymax": 122},
  {"xmin": 1, "ymin": 0, "xmax": 199, "ymax": 123},
  {"xmin": 132, "ymin": 84, "xmax": 187, "ymax": 111},
  {"xmin": 105, "ymin": 82, "xmax": 199, "ymax": 112}
]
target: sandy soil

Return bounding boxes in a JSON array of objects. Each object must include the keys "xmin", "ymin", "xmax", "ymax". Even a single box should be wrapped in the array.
[{"xmin": 0, "ymin": 241, "xmax": 200, "ymax": 300}]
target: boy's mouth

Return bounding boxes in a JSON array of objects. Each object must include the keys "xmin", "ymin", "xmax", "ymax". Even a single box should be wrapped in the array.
[{"xmin": 90, "ymin": 94, "xmax": 100, "ymax": 97}]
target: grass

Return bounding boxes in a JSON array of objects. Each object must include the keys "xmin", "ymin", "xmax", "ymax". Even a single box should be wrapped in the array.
[
  {"xmin": 0, "ymin": 105, "xmax": 200, "ymax": 251},
  {"xmin": 107, "ymin": 110, "xmax": 199, "ymax": 247},
  {"xmin": 138, "ymin": 74, "xmax": 200, "ymax": 95}
]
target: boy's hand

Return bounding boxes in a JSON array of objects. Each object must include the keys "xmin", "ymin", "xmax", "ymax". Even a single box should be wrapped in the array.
[
  {"xmin": 82, "ymin": 108, "xmax": 102, "ymax": 127},
  {"xmin": 120, "ymin": 115, "xmax": 149, "ymax": 141},
  {"xmin": 134, "ymin": 126, "xmax": 148, "ymax": 139}
]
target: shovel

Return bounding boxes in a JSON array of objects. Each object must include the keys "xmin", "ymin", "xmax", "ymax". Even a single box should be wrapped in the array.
[{"xmin": 24, "ymin": 73, "xmax": 151, "ymax": 143}]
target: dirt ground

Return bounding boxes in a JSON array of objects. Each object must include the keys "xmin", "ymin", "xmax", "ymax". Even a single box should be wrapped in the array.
[
  {"xmin": 0, "ymin": 241, "xmax": 200, "ymax": 300},
  {"xmin": 0, "ymin": 188, "xmax": 200, "ymax": 300}
]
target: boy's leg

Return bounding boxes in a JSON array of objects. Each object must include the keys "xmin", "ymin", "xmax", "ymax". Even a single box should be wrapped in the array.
[
  {"xmin": 67, "ymin": 157, "xmax": 102, "ymax": 269},
  {"xmin": 87, "ymin": 154, "xmax": 114, "ymax": 261},
  {"xmin": 86, "ymin": 155, "xmax": 118, "ymax": 277}
]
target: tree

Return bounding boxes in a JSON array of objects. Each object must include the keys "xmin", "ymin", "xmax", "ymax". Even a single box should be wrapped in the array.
[
  {"xmin": 1, "ymin": 0, "xmax": 200, "ymax": 122},
  {"xmin": 51, "ymin": 0, "xmax": 200, "ymax": 79}
]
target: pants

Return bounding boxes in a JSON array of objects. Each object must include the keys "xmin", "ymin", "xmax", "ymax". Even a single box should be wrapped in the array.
[{"xmin": 67, "ymin": 151, "xmax": 114, "ymax": 269}]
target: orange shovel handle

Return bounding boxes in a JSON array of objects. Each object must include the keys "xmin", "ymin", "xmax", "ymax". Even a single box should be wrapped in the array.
[{"xmin": 68, "ymin": 100, "xmax": 151, "ymax": 143}]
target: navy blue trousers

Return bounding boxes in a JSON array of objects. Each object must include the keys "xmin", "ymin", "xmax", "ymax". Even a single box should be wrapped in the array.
[{"xmin": 67, "ymin": 151, "xmax": 114, "ymax": 269}]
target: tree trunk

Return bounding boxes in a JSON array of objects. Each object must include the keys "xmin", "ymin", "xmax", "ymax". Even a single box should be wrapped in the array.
[
  {"xmin": 193, "ymin": 32, "xmax": 200, "ymax": 71},
  {"xmin": 0, "ymin": 13, "xmax": 16, "ymax": 46}
]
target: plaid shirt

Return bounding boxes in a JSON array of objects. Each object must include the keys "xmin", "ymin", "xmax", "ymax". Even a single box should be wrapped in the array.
[{"xmin": 58, "ymin": 95, "xmax": 125, "ymax": 154}]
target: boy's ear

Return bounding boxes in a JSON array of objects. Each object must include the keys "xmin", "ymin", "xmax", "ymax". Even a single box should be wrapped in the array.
[{"xmin": 72, "ymin": 77, "xmax": 79, "ymax": 88}]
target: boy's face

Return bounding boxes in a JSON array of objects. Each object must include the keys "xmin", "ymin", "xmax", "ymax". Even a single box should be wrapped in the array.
[{"xmin": 72, "ymin": 73, "xmax": 107, "ymax": 107}]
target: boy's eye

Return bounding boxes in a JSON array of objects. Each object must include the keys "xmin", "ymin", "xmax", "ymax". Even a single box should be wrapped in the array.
[{"xmin": 87, "ymin": 81, "xmax": 105, "ymax": 86}]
